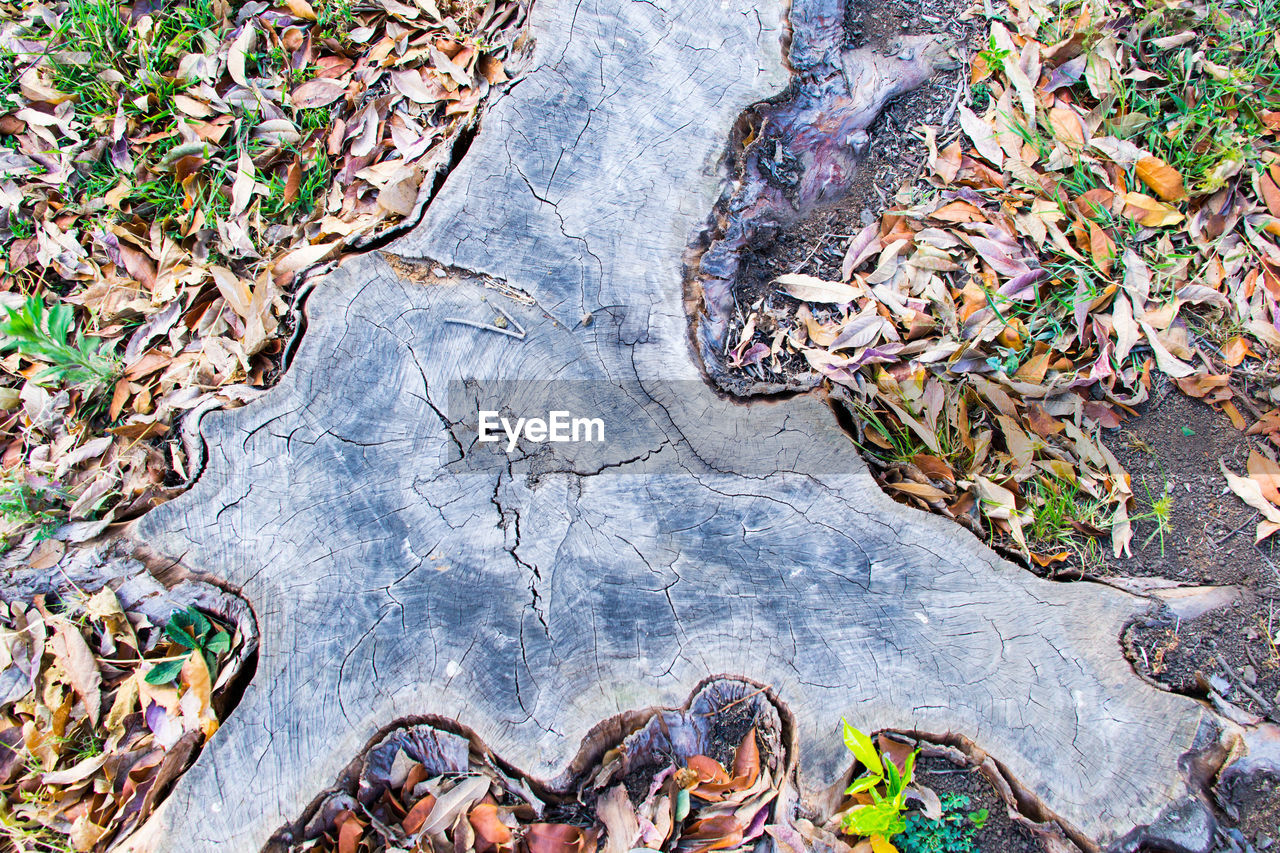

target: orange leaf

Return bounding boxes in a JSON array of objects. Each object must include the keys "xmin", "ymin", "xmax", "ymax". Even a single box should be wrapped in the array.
[
  {"xmin": 911, "ymin": 454, "xmax": 955, "ymax": 483},
  {"xmin": 1259, "ymin": 172, "xmax": 1280, "ymax": 218},
  {"xmin": 109, "ymin": 377, "xmax": 130, "ymax": 421},
  {"xmin": 525, "ymin": 824, "xmax": 590, "ymax": 853},
  {"xmin": 681, "ymin": 815, "xmax": 743, "ymax": 853},
  {"xmin": 336, "ymin": 812, "xmax": 363, "ymax": 853},
  {"xmin": 1223, "ymin": 336, "xmax": 1255, "ymax": 366},
  {"xmin": 686, "ymin": 755, "xmax": 730, "ymax": 786},
  {"xmin": 1088, "ymin": 222, "xmax": 1116, "ymax": 274},
  {"xmin": 1135, "ymin": 155, "xmax": 1187, "ymax": 201},
  {"xmin": 470, "ymin": 802, "xmax": 513, "ymax": 853},
  {"xmin": 930, "ymin": 200, "xmax": 985, "ymax": 223},
  {"xmin": 1047, "ymin": 106, "xmax": 1085, "ymax": 148},
  {"xmin": 732, "ymin": 728, "xmax": 760, "ymax": 786},
  {"xmin": 402, "ymin": 794, "xmax": 437, "ymax": 833}
]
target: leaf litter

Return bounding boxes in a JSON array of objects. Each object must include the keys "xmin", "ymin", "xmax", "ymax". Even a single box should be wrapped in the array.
[
  {"xmin": 0, "ymin": 0, "xmax": 527, "ymax": 556},
  {"xmin": 279, "ymin": 685, "xmax": 1074, "ymax": 853},
  {"xmin": 719, "ymin": 0, "xmax": 1280, "ymax": 568},
  {"xmin": 282, "ymin": 684, "xmax": 790, "ymax": 853},
  {"xmin": 0, "ymin": 584, "xmax": 254, "ymax": 851}
]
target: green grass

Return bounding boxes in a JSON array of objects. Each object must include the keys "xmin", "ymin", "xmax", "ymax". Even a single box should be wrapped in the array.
[
  {"xmin": 259, "ymin": 151, "xmax": 330, "ymax": 220},
  {"xmin": 1114, "ymin": 0, "xmax": 1280, "ymax": 192},
  {"xmin": 849, "ymin": 398, "xmax": 974, "ymax": 474},
  {"xmin": 1026, "ymin": 475, "xmax": 1108, "ymax": 567},
  {"xmin": 1132, "ymin": 478, "xmax": 1174, "ymax": 554}
]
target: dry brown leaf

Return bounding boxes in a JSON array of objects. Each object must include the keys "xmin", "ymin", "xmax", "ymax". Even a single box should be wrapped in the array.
[
  {"xmin": 596, "ymin": 786, "xmax": 638, "ymax": 853},
  {"xmin": 776, "ymin": 274, "xmax": 863, "ymax": 304},
  {"xmin": 1259, "ymin": 172, "xmax": 1280, "ymax": 218},
  {"xmin": 1247, "ymin": 450, "xmax": 1280, "ymax": 506},
  {"xmin": 1088, "ymin": 222, "xmax": 1116, "ymax": 274},
  {"xmin": 49, "ymin": 618, "xmax": 102, "ymax": 725},
  {"xmin": 1221, "ymin": 461, "xmax": 1280, "ymax": 536},
  {"xmin": 957, "ymin": 106, "xmax": 1004, "ymax": 167},
  {"xmin": 1135, "ymin": 155, "xmax": 1187, "ymax": 201},
  {"xmin": 291, "ymin": 77, "xmax": 349, "ymax": 108},
  {"xmin": 1047, "ymin": 106, "xmax": 1085, "ymax": 148},
  {"xmin": 1120, "ymin": 191, "xmax": 1184, "ymax": 227}
]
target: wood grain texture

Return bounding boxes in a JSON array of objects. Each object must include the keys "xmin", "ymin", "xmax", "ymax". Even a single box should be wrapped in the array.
[{"xmin": 125, "ymin": 0, "xmax": 1206, "ymax": 849}]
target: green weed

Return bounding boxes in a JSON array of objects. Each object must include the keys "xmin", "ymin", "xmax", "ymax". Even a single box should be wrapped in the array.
[
  {"xmin": 895, "ymin": 793, "xmax": 989, "ymax": 853},
  {"xmin": 1131, "ymin": 479, "xmax": 1174, "ymax": 554},
  {"xmin": 0, "ymin": 297, "xmax": 119, "ymax": 392},
  {"xmin": 0, "ymin": 471, "xmax": 64, "ymax": 551}
]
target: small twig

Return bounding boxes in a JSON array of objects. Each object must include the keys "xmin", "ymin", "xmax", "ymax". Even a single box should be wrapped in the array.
[
  {"xmin": 492, "ymin": 300, "xmax": 526, "ymax": 337},
  {"xmin": 442, "ymin": 317, "xmax": 524, "ymax": 339},
  {"xmin": 1215, "ymin": 652, "xmax": 1278, "ymax": 718},
  {"xmin": 699, "ymin": 685, "xmax": 770, "ymax": 717},
  {"xmin": 1218, "ymin": 515, "xmax": 1255, "ymax": 544},
  {"xmin": 444, "ymin": 299, "xmax": 527, "ymax": 340}
]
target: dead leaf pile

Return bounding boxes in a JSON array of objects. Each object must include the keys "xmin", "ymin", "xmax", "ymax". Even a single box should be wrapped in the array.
[
  {"xmin": 0, "ymin": 588, "xmax": 249, "ymax": 850},
  {"xmin": 295, "ymin": 726, "xmax": 778, "ymax": 853},
  {"xmin": 727, "ymin": 0, "xmax": 1280, "ymax": 564},
  {"xmin": 0, "ymin": 0, "xmax": 525, "ymax": 555}
]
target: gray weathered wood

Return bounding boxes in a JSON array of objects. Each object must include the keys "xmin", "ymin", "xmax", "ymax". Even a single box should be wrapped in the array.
[{"xmin": 125, "ymin": 0, "xmax": 1207, "ymax": 849}]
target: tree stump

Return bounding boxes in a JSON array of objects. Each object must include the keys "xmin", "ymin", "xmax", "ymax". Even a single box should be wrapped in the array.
[{"xmin": 127, "ymin": 0, "xmax": 1208, "ymax": 849}]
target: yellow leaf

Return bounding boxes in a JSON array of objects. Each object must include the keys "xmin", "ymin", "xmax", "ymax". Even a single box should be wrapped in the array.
[
  {"xmin": 285, "ymin": 0, "xmax": 318, "ymax": 19},
  {"xmin": 180, "ymin": 651, "xmax": 219, "ymax": 738},
  {"xmin": 870, "ymin": 835, "xmax": 898, "ymax": 853},
  {"xmin": 1119, "ymin": 192, "xmax": 1184, "ymax": 227},
  {"xmin": 1135, "ymin": 155, "xmax": 1187, "ymax": 201}
]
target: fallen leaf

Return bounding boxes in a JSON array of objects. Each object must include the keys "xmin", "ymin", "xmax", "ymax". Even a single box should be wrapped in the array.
[
  {"xmin": 957, "ymin": 106, "xmax": 1004, "ymax": 167},
  {"xmin": 1120, "ymin": 191, "xmax": 1184, "ymax": 227},
  {"xmin": 1135, "ymin": 155, "xmax": 1187, "ymax": 201},
  {"xmin": 50, "ymin": 618, "xmax": 102, "ymax": 725},
  {"xmin": 775, "ymin": 274, "xmax": 863, "ymax": 304}
]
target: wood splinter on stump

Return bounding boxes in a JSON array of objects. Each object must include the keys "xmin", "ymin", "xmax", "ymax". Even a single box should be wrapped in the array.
[{"xmin": 125, "ymin": 0, "xmax": 1208, "ymax": 850}]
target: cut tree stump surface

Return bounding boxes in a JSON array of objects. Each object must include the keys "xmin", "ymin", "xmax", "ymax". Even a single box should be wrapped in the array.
[{"xmin": 129, "ymin": 0, "xmax": 1206, "ymax": 849}]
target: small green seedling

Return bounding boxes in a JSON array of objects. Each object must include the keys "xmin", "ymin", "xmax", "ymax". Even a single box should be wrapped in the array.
[
  {"xmin": 841, "ymin": 720, "xmax": 919, "ymax": 848},
  {"xmin": 896, "ymin": 793, "xmax": 988, "ymax": 853},
  {"xmin": 145, "ymin": 606, "xmax": 232, "ymax": 685},
  {"xmin": 0, "ymin": 296, "xmax": 119, "ymax": 392}
]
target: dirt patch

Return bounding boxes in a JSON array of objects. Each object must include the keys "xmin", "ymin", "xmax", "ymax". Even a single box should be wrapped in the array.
[
  {"xmin": 1101, "ymin": 384, "xmax": 1280, "ymax": 587},
  {"xmin": 1221, "ymin": 773, "xmax": 1280, "ymax": 850},
  {"xmin": 1109, "ymin": 386, "xmax": 1280, "ymax": 724},
  {"xmin": 1101, "ymin": 386, "xmax": 1280, "ymax": 850}
]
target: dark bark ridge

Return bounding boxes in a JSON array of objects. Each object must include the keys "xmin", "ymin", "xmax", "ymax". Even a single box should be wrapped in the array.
[{"xmin": 127, "ymin": 0, "xmax": 1206, "ymax": 850}]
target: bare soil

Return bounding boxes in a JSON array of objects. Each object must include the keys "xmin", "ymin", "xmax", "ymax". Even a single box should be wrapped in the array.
[{"xmin": 1113, "ymin": 386, "xmax": 1280, "ymax": 722}]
